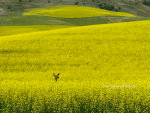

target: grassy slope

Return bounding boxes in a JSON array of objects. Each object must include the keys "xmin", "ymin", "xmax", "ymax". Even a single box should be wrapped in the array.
[
  {"xmin": 121, "ymin": 3, "xmax": 150, "ymax": 17},
  {"xmin": 0, "ymin": 15, "xmax": 109, "ymax": 26},
  {"xmin": 0, "ymin": 20, "xmax": 150, "ymax": 112},
  {"xmin": 0, "ymin": 25, "xmax": 73, "ymax": 36}
]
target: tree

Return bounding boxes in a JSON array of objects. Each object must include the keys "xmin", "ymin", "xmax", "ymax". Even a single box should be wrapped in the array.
[
  {"xmin": 99, "ymin": 3, "xmax": 106, "ymax": 9},
  {"xmin": 75, "ymin": 2, "xmax": 79, "ymax": 5}
]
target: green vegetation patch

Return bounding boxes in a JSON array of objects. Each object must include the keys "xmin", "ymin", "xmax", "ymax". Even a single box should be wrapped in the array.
[{"xmin": 0, "ymin": 25, "xmax": 73, "ymax": 36}]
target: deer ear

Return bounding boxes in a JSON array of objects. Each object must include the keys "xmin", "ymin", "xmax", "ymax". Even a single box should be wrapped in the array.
[
  {"xmin": 53, "ymin": 73, "xmax": 55, "ymax": 76},
  {"xmin": 58, "ymin": 73, "xmax": 60, "ymax": 76}
]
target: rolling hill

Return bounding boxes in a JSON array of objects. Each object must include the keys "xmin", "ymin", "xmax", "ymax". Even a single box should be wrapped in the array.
[{"xmin": 0, "ymin": 20, "xmax": 150, "ymax": 112}]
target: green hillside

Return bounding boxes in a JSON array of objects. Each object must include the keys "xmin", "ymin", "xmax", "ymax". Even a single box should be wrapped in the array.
[{"xmin": 1, "ymin": 0, "xmax": 150, "ymax": 17}]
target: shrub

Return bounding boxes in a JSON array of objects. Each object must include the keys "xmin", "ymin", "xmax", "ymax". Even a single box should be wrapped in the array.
[
  {"xmin": 105, "ymin": 4, "xmax": 115, "ymax": 10},
  {"xmin": 75, "ymin": 2, "xmax": 79, "ymax": 5}
]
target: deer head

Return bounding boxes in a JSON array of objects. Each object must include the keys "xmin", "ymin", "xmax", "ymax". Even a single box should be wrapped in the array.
[{"xmin": 53, "ymin": 73, "xmax": 60, "ymax": 82}]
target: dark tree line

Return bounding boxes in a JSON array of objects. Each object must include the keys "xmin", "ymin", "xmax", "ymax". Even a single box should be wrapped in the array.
[
  {"xmin": 98, "ymin": 3, "xmax": 121, "ymax": 11},
  {"xmin": 143, "ymin": 0, "xmax": 150, "ymax": 5},
  {"xmin": 74, "ymin": 1, "xmax": 121, "ymax": 12}
]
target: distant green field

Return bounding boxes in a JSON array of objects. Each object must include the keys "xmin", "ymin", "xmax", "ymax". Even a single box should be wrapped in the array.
[
  {"xmin": 0, "ymin": 20, "xmax": 150, "ymax": 112},
  {"xmin": 0, "ymin": 15, "xmax": 109, "ymax": 26},
  {"xmin": 0, "ymin": 25, "xmax": 72, "ymax": 36},
  {"xmin": 23, "ymin": 5, "xmax": 135, "ymax": 18},
  {"xmin": 0, "ymin": 15, "xmax": 148, "ymax": 26}
]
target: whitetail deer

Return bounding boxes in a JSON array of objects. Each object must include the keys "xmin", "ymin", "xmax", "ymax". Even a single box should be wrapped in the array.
[{"xmin": 53, "ymin": 73, "xmax": 60, "ymax": 82}]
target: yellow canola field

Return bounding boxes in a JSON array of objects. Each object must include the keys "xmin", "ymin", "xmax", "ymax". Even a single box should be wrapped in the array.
[
  {"xmin": 23, "ymin": 5, "xmax": 135, "ymax": 18},
  {"xmin": 0, "ymin": 20, "xmax": 150, "ymax": 112}
]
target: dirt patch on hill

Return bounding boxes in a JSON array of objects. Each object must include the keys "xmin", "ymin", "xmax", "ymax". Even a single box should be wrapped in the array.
[{"xmin": 0, "ymin": 8, "xmax": 5, "ymax": 15}]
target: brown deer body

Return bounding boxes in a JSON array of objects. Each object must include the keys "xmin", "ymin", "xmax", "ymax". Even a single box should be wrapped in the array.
[{"xmin": 53, "ymin": 73, "xmax": 60, "ymax": 82}]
